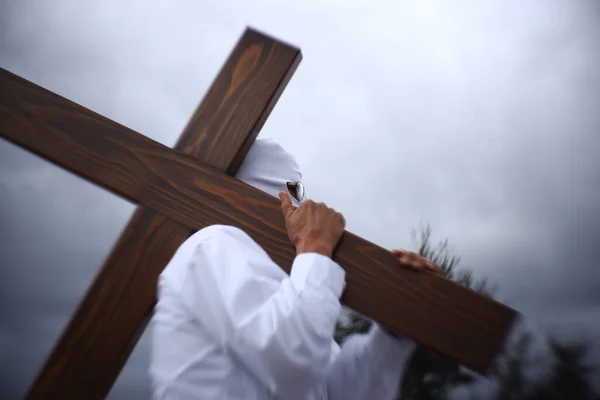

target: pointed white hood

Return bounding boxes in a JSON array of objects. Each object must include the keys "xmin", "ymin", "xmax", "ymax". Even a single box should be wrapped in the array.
[{"xmin": 235, "ymin": 137, "xmax": 306, "ymax": 204}]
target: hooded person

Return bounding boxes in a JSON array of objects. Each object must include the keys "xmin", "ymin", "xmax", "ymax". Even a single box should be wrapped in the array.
[{"xmin": 149, "ymin": 137, "xmax": 438, "ymax": 400}]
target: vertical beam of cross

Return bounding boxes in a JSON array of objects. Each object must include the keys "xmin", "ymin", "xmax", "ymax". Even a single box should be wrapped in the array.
[{"xmin": 25, "ymin": 28, "xmax": 301, "ymax": 399}]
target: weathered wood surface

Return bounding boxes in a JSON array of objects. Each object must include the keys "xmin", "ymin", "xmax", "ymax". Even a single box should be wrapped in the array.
[
  {"xmin": 0, "ymin": 28, "xmax": 301, "ymax": 399},
  {"xmin": 0, "ymin": 62, "xmax": 517, "ymax": 379}
]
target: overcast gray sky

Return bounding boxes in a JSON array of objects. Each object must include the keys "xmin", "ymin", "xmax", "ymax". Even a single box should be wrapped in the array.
[{"xmin": 1, "ymin": 0, "xmax": 599, "ymax": 398}]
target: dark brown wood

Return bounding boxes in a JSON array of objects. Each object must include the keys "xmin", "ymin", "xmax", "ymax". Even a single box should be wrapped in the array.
[
  {"xmin": 0, "ymin": 28, "xmax": 301, "ymax": 399},
  {"xmin": 0, "ymin": 59, "xmax": 517, "ymax": 376}
]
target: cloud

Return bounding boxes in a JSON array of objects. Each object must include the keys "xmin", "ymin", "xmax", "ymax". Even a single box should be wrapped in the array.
[{"xmin": 1, "ymin": 0, "xmax": 599, "ymax": 397}]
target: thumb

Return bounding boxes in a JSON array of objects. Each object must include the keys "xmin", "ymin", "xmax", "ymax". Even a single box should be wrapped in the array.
[{"xmin": 279, "ymin": 191, "xmax": 295, "ymax": 221}]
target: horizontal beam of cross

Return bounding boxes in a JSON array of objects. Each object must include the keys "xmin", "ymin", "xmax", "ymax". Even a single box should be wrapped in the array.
[{"xmin": 0, "ymin": 66, "xmax": 517, "ymax": 374}]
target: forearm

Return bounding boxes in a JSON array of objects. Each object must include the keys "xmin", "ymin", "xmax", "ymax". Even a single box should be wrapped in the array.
[
  {"xmin": 228, "ymin": 253, "xmax": 345, "ymax": 397},
  {"xmin": 326, "ymin": 324, "xmax": 415, "ymax": 400},
  {"xmin": 189, "ymin": 237, "xmax": 345, "ymax": 397}
]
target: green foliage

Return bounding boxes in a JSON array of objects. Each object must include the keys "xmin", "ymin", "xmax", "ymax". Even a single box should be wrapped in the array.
[
  {"xmin": 334, "ymin": 312, "xmax": 372, "ymax": 345},
  {"xmin": 410, "ymin": 224, "xmax": 496, "ymax": 298},
  {"xmin": 491, "ymin": 331, "xmax": 599, "ymax": 400},
  {"xmin": 491, "ymin": 330, "xmax": 538, "ymax": 400},
  {"xmin": 400, "ymin": 224, "xmax": 484, "ymax": 400},
  {"xmin": 526, "ymin": 337, "xmax": 599, "ymax": 400}
]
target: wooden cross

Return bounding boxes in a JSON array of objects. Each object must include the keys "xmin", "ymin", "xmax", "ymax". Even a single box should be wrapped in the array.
[{"xmin": 0, "ymin": 28, "xmax": 516, "ymax": 399}]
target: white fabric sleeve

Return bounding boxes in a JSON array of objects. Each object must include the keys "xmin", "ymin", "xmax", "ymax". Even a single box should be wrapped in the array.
[
  {"xmin": 179, "ymin": 228, "xmax": 346, "ymax": 399},
  {"xmin": 326, "ymin": 324, "xmax": 415, "ymax": 400}
]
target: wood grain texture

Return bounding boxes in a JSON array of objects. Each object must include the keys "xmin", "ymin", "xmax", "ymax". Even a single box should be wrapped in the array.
[
  {"xmin": 0, "ymin": 27, "xmax": 301, "ymax": 400},
  {"xmin": 175, "ymin": 28, "xmax": 301, "ymax": 174},
  {"xmin": 1, "ymin": 59, "xmax": 517, "ymax": 377}
]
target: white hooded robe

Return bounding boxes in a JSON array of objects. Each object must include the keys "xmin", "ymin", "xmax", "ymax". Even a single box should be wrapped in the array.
[{"xmin": 149, "ymin": 138, "xmax": 415, "ymax": 400}]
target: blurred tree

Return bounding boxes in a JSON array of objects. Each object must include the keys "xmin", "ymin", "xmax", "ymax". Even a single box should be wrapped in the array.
[
  {"xmin": 399, "ymin": 225, "xmax": 490, "ymax": 400},
  {"xmin": 334, "ymin": 311, "xmax": 372, "ymax": 344},
  {"xmin": 490, "ymin": 329, "xmax": 539, "ymax": 400},
  {"xmin": 527, "ymin": 337, "xmax": 599, "ymax": 400}
]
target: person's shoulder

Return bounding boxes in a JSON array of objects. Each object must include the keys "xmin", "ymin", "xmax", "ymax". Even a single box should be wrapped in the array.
[
  {"xmin": 183, "ymin": 225, "xmax": 267, "ymax": 259},
  {"xmin": 160, "ymin": 225, "xmax": 254, "ymax": 284},
  {"xmin": 187, "ymin": 224, "xmax": 253, "ymax": 249}
]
